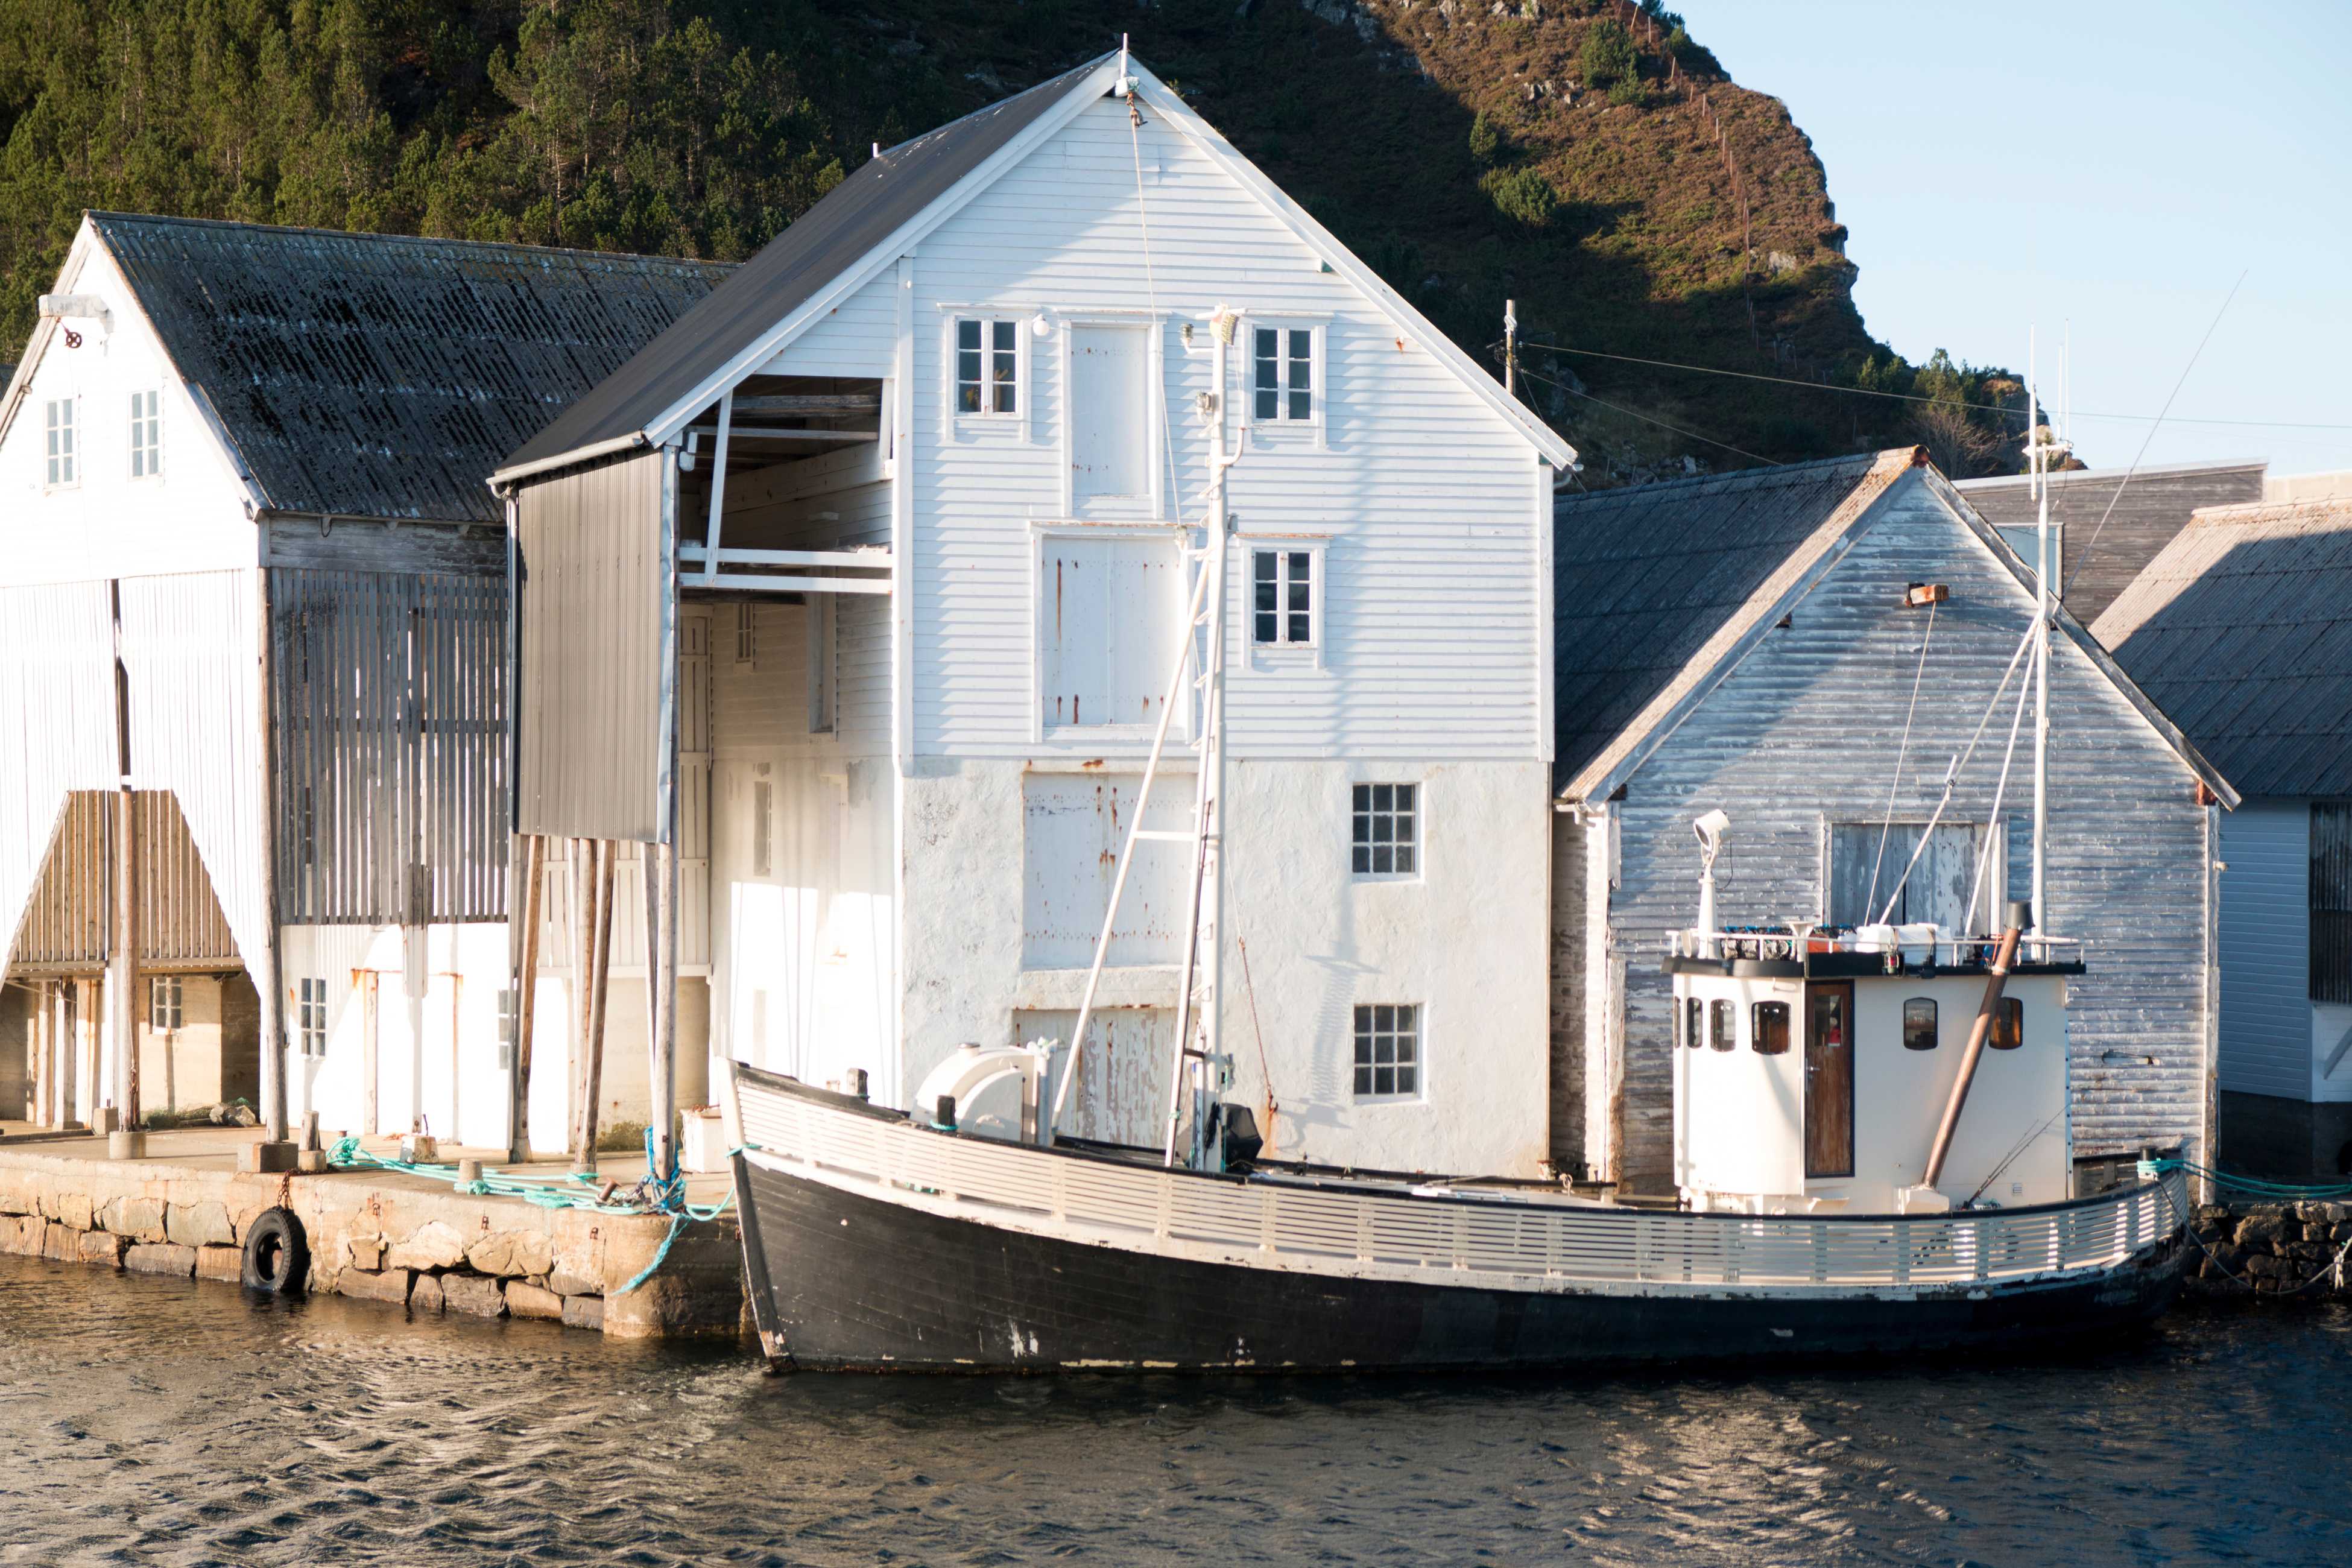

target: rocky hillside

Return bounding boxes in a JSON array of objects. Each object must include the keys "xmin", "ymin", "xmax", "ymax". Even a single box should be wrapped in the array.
[{"xmin": 0, "ymin": 0, "xmax": 2024, "ymax": 479}]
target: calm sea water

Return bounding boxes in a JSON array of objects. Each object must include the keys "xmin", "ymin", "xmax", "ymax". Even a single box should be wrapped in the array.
[{"xmin": 2, "ymin": 1255, "xmax": 2347, "ymax": 1567}]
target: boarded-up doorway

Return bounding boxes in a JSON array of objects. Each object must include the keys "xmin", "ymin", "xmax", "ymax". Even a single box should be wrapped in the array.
[
  {"xmin": 1016, "ymin": 1007, "xmax": 1170, "ymax": 1147},
  {"xmin": 1069, "ymin": 324, "xmax": 1150, "ymax": 509}
]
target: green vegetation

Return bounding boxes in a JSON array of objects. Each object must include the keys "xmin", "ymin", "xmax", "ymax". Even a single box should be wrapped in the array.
[{"xmin": 0, "ymin": 0, "xmax": 2023, "ymax": 482}]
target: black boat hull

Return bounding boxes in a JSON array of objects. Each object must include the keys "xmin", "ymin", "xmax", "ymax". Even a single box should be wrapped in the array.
[{"xmin": 733, "ymin": 1153, "xmax": 2189, "ymax": 1373}]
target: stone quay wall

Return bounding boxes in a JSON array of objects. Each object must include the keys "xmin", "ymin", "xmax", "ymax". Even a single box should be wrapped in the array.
[
  {"xmin": 0, "ymin": 1148, "xmax": 743, "ymax": 1339},
  {"xmin": 2187, "ymin": 1201, "xmax": 2352, "ymax": 1296}
]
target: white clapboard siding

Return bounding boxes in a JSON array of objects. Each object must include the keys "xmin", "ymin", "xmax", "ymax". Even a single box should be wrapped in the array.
[
  {"xmin": 760, "ymin": 273, "xmax": 897, "ymax": 379},
  {"xmin": 2218, "ymin": 799, "xmax": 2311, "ymax": 1099},
  {"xmin": 855, "ymin": 96, "xmax": 1543, "ymax": 762},
  {"xmin": 1601, "ymin": 478, "xmax": 2213, "ymax": 1179}
]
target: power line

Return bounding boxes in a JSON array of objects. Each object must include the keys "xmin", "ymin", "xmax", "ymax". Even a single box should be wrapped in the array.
[
  {"xmin": 1516, "ymin": 340, "xmax": 2352, "ymax": 433},
  {"xmin": 2063, "ymin": 272, "xmax": 2248, "ymax": 599},
  {"xmin": 1517, "ymin": 365, "xmax": 1774, "ymax": 466}
]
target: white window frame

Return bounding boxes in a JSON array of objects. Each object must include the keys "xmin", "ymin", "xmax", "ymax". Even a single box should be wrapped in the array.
[
  {"xmin": 1057, "ymin": 310, "xmax": 1166, "ymax": 520},
  {"xmin": 806, "ymin": 594, "xmax": 836, "ymax": 735},
  {"xmin": 43, "ymin": 397, "xmax": 77, "ymax": 488},
  {"xmin": 149, "ymin": 975, "xmax": 183, "ymax": 1032},
  {"xmin": 128, "ymin": 388, "xmax": 162, "ymax": 479},
  {"xmin": 946, "ymin": 312, "xmax": 1026, "ymax": 424},
  {"xmin": 297, "ymin": 977, "xmax": 329, "ymax": 1058},
  {"xmin": 1241, "ymin": 316, "xmax": 1327, "ymax": 446},
  {"xmin": 1351, "ymin": 1002, "xmax": 1425, "ymax": 1103},
  {"xmin": 1241, "ymin": 536, "xmax": 1327, "ymax": 668},
  {"xmin": 1029, "ymin": 520, "xmax": 1191, "ymax": 746},
  {"xmin": 1350, "ymin": 780, "xmax": 1423, "ymax": 881},
  {"xmin": 732, "ymin": 603, "xmax": 757, "ymax": 668}
]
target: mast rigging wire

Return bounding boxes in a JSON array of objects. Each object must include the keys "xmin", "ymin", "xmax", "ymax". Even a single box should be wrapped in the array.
[
  {"xmin": 1873, "ymin": 621, "xmax": 2038, "ymax": 927},
  {"xmin": 1864, "ymin": 599, "xmax": 1937, "ymax": 923}
]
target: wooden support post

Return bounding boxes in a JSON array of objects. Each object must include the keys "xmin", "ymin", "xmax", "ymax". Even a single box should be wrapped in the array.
[
  {"xmin": 653, "ymin": 834, "xmax": 678, "ymax": 1180},
  {"xmin": 254, "ymin": 570, "xmax": 291, "ymax": 1146},
  {"xmin": 74, "ymin": 979, "xmax": 98, "ymax": 1128},
  {"xmin": 508, "ymin": 833, "xmax": 545, "ymax": 1161},
  {"xmin": 109, "ymin": 581, "xmax": 139, "ymax": 1131},
  {"xmin": 30, "ymin": 982, "xmax": 49, "ymax": 1127},
  {"xmin": 575, "ymin": 839, "xmax": 615, "ymax": 1174}
]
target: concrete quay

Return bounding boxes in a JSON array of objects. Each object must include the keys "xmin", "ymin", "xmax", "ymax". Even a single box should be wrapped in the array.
[{"xmin": 0, "ymin": 1125, "xmax": 743, "ymax": 1338}]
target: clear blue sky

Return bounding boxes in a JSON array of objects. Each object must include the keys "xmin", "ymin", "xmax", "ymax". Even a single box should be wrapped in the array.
[{"xmin": 1679, "ymin": 1, "xmax": 2352, "ymax": 478}]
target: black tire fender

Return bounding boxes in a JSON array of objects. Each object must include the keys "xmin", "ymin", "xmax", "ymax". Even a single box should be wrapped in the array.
[{"xmin": 241, "ymin": 1206, "xmax": 309, "ymax": 1295}]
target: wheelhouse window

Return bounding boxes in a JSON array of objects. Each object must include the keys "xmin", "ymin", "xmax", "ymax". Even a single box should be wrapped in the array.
[
  {"xmin": 1752, "ymin": 1001, "xmax": 1791, "ymax": 1055},
  {"xmin": 1351, "ymin": 783, "xmax": 1417, "ymax": 877},
  {"xmin": 44, "ymin": 398, "xmax": 75, "ymax": 486},
  {"xmin": 1253, "ymin": 326, "xmax": 1314, "ymax": 422},
  {"xmin": 954, "ymin": 317, "xmax": 1019, "ymax": 416},
  {"xmin": 1903, "ymin": 997, "xmax": 1938, "ymax": 1051},
  {"xmin": 1990, "ymin": 996, "xmax": 2024, "ymax": 1050},
  {"xmin": 128, "ymin": 389, "xmax": 161, "ymax": 478},
  {"xmin": 1708, "ymin": 998, "xmax": 1734, "ymax": 1052},
  {"xmin": 149, "ymin": 975, "xmax": 182, "ymax": 1032},
  {"xmin": 1251, "ymin": 548, "xmax": 1317, "ymax": 647},
  {"xmin": 1352, "ymin": 1004, "xmax": 1420, "ymax": 1099}
]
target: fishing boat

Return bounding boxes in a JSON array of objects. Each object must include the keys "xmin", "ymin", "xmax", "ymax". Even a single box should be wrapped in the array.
[{"xmin": 722, "ymin": 313, "xmax": 2189, "ymax": 1374}]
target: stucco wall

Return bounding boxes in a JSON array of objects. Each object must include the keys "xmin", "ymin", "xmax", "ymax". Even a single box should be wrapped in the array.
[{"xmin": 900, "ymin": 757, "xmax": 1551, "ymax": 1176}]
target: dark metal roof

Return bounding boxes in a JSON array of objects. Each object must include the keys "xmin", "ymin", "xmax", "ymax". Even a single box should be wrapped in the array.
[
  {"xmin": 501, "ymin": 53, "xmax": 1115, "ymax": 479},
  {"xmin": 92, "ymin": 212, "xmax": 730, "ymax": 523},
  {"xmin": 2091, "ymin": 498, "xmax": 2352, "ymax": 798},
  {"xmin": 1956, "ymin": 460, "xmax": 2267, "ymax": 625},
  {"xmin": 1552, "ymin": 452, "xmax": 1902, "ymax": 789}
]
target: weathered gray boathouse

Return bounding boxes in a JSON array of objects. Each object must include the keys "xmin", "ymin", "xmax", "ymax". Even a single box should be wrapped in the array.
[{"xmin": 1551, "ymin": 448, "xmax": 2236, "ymax": 1192}]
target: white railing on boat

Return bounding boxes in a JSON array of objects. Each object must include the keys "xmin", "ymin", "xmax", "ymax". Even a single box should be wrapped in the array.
[{"xmin": 738, "ymin": 1081, "xmax": 2182, "ymax": 1293}]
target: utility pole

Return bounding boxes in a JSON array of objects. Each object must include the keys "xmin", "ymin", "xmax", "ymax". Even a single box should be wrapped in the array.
[{"xmin": 1503, "ymin": 299, "xmax": 1518, "ymax": 397}]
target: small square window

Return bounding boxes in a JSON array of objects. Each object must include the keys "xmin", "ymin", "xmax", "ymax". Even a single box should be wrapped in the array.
[
  {"xmin": 129, "ymin": 389, "xmax": 161, "ymax": 478},
  {"xmin": 149, "ymin": 975, "xmax": 183, "ymax": 1032},
  {"xmin": 1251, "ymin": 548, "xmax": 1317, "ymax": 647},
  {"xmin": 1752, "ymin": 1000, "xmax": 1791, "ymax": 1055},
  {"xmin": 1351, "ymin": 782, "xmax": 1418, "ymax": 877},
  {"xmin": 496, "ymin": 987, "xmax": 517, "ymax": 1072},
  {"xmin": 953, "ymin": 317, "xmax": 1019, "ymax": 416},
  {"xmin": 1903, "ymin": 997, "xmax": 1938, "ymax": 1051},
  {"xmin": 1990, "ymin": 996, "xmax": 2024, "ymax": 1050},
  {"xmin": 1709, "ymin": 998, "xmax": 1735, "ymax": 1052},
  {"xmin": 1253, "ymin": 325, "xmax": 1315, "ymax": 423},
  {"xmin": 44, "ymin": 399, "xmax": 75, "ymax": 486},
  {"xmin": 1351, "ymin": 1004, "xmax": 1421, "ymax": 1099},
  {"xmin": 733, "ymin": 603, "xmax": 756, "ymax": 666}
]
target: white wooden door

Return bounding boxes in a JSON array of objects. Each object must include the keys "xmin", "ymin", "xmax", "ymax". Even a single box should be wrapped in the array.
[
  {"xmin": 1037, "ymin": 533, "xmax": 1180, "ymax": 732},
  {"xmin": 1069, "ymin": 325, "xmax": 1149, "ymax": 506}
]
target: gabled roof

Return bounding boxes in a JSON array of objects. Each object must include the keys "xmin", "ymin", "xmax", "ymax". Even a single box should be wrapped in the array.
[
  {"xmin": 1554, "ymin": 448, "xmax": 2236, "ymax": 806},
  {"xmin": 2092, "ymin": 497, "xmax": 2352, "ymax": 798},
  {"xmin": 1955, "ymin": 458, "xmax": 2267, "ymax": 625},
  {"xmin": 496, "ymin": 54, "xmax": 1573, "ymax": 483},
  {"xmin": 5, "ymin": 213, "xmax": 730, "ymax": 524}
]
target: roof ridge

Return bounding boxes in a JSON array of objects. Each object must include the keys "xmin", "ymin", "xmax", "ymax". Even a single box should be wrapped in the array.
[
  {"xmin": 1555, "ymin": 447, "xmax": 1900, "ymax": 508},
  {"xmin": 876, "ymin": 51, "xmax": 1120, "ymax": 160},
  {"xmin": 2185, "ymin": 495, "xmax": 2352, "ymax": 527},
  {"xmin": 87, "ymin": 210, "xmax": 738, "ymax": 270}
]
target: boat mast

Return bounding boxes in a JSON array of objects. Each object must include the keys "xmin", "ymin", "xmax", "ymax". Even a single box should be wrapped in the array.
[
  {"xmin": 1162, "ymin": 308, "xmax": 1240, "ymax": 1169},
  {"xmin": 2026, "ymin": 331, "xmax": 2067, "ymax": 941}
]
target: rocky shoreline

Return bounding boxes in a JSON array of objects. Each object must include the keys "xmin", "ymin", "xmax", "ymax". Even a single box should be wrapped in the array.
[{"xmin": 2186, "ymin": 1201, "xmax": 2352, "ymax": 1297}]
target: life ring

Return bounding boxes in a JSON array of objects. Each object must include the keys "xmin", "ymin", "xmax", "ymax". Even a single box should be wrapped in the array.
[{"xmin": 241, "ymin": 1206, "xmax": 309, "ymax": 1295}]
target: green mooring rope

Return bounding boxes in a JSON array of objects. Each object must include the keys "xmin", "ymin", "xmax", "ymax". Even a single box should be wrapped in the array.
[
  {"xmin": 2142, "ymin": 1156, "xmax": 2352, "ymax": 1202},
  {"xmin": 324, "ymin": 1132, "xmax": 733, "ymax": 1295}
]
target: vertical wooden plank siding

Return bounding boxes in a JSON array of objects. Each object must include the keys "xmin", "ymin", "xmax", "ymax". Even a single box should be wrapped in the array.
[
  {"xmin": 267, "ymin": 567, "xmax": 509, "ymax": 923},
  {"xmin": 0, "ymin": 581, "xmax": 118, "ymax": 979},
  {"xmin": 2216, "ymin": 800, "xmax": 2310, "ymax": 1098},
  {"xmin": 514, "ymin": 450, "xmax": 666, "ymax": 842}
]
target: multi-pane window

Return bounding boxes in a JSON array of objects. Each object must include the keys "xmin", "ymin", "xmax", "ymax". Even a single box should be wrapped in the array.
[
  {"xmin": 954, "ymin": 317, "xmax": 1019, "ymax": 415},
  {"xmin": 1351, "ymin": 783, "xmax": 1418, "ymax": 877},
  {"xmin": 1253, "ymin": 326, "xmax": 1314, "ymax": 422},
  {"xmin": 149, "ymin": 975, "xmax": 183, "ymax": 1031},
  {"xmin": 1352, "ymin": 1004, "xmax": 1420, "ymax": 1099},
  {"xmin": 1989, "ymin": 996, "xmax": 2024, "ymax": 1051},
  {"xmin": 733, "ymin": 603, "xmax": 757, "ymax": 666},
  {"xmin": 496, "ymin": 987, "xmax": 517, "ymax": 1072},
  {"xmin": 1708, "ymin": 998, "xmax": 1734, "ymax": 1051},
  {"xmin": 1752, "ymin": 1001, "xmax": 1791, "ymax": 1055},
  {"xmin": 128, "ymin": 389, "xmax": 161, "ymax": 478},
  {"xmin": 43, "ymin": 399, "xmax": 75, "ymax": 485},
  {"xmin": 297, "ymin": 978, "xmax": 328, "ymax": 1058},
  {"xmin": 1903, "ymin": 997, "xmax": 1938, "ymax": 1051},
  {"xmin": 1251, "ymin": 548, "xmax": 1315, "ymax": 646}
]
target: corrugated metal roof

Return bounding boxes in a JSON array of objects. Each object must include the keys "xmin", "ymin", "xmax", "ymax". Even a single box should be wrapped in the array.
[
  {"xmin": 92, "ymin": 213, "xmax": 731, "ymax": 523},
  {"xmin": 2093, "ymin": 498, "xmax": 2352, "ymax": 797},
  {"xmin": 1552, "ymin": 451, "xmax": 1906, "ymax": 791},
  {"xmin": 500, "ymin": 54, "xmax": 1116, "ymax": 479},
  {"xmin": 1955, "ymin": 460, "xmax": 2266, "ymax": 626}
]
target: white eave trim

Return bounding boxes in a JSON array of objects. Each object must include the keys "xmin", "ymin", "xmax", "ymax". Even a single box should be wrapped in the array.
[{"xmin": 490, "ymin": 431, "xmax": 651, "ymax": 492}]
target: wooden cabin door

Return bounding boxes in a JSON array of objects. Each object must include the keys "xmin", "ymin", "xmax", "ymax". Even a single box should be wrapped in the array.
[{"xmin": 1804, "ymin": 982, "xmax": 1855, "ymax": 1178}]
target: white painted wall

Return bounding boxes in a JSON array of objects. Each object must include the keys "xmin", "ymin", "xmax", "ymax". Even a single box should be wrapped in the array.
[{"xmin": 0, "ymin": 233, "xmax": 256, "ymax": 586}]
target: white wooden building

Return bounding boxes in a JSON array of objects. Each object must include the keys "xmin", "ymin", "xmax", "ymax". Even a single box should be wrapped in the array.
[
  {"xmin": 2094, "ymin": 496, "xmax": 2352, "ymax": 1178},
  {"xmin": 497, "ymin": 53, "xmax": 1575, "ymax": 1177},
  {"xmin": 0, "ymin": 214, "xmax": 724, "ymax": 1145},
  {"xmin": 1549, "ymin": 450, "xmax": 2236, "ymax": 1193}
]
